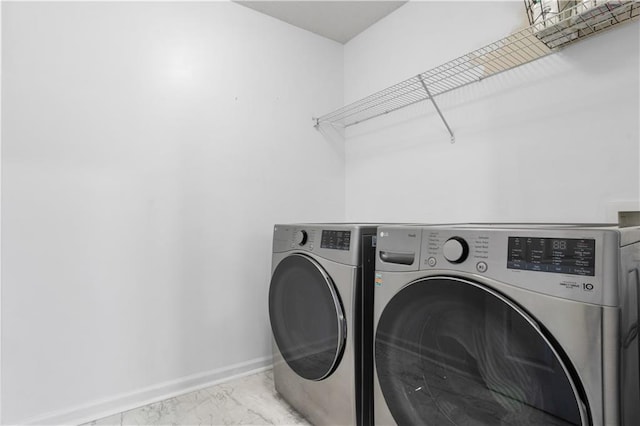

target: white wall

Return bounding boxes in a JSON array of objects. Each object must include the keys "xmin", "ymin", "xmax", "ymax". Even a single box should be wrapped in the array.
[
  {"xmin": 344, "ymin": 1, "xmax": 639, "ymax": 223},
  {"xmin": 1, "ymin": 2, "xmax": 344, "ymax": 424}
]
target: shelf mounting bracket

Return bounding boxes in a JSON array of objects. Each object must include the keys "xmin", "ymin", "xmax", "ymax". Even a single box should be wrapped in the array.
[{"xmin": 418, "ymin": 74, "xmax": 455, "ymax": 143}]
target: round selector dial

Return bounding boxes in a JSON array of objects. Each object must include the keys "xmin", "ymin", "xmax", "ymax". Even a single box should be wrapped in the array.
[
  {"xmin": 294, "ymin": 230, "xmax": 308, "ymax": 246},
  {"xmin": 442, "ymin": 237, "xmax": 469, "ymax": 264}
]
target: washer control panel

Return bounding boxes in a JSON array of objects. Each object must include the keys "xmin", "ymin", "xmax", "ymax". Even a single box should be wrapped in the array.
[
  {"xmin": 507, "ymin": 236, "xmax": 595, "ymax": 276},
  {"xmin": 375, "ymin": 224, "xmax": 631, "ymax": 306},
  {"xmin": 414, "ymin": 225, "xmax": 621, "ymax": 306}
]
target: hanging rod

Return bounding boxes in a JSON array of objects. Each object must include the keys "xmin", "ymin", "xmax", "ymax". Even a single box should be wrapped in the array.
[{"xmin": 314, "ymin": 0, "xmax": 639, "ymax": 135}]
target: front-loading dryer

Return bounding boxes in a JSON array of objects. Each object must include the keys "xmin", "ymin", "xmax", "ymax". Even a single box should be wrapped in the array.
[
  {"xmin": 373, "ymin": 224, "xmax": 640, "ymax": 426},
  {"xmin": 269, "ymin": 224, "xmax": 378, "ymax": 426}
]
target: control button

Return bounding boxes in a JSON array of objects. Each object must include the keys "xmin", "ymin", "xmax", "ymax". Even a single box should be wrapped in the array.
[
  {"xmin": 442, "ymin": 237, "xmax": 469, "ymax": 264},
  {"xmin": 294, "ymin": 230, "xmax": 308, "ymax": 246},
  {"xmin": 476, "ymin": 261, "xmax": 488, "ymax": 273},
  {"xmin": 427, "ymin": 257, "xmax": 437, "ymax": 267},
  {"xmin": 309, "ymin": 244, "xmax": 314, "ymax": 250}
]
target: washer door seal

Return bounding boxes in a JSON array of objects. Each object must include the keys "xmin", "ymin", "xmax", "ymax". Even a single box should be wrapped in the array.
[
  {"xmin": 269, "ymin": 253, "xmax": 346, "ymax": 381},
  {"xmin": 375, "ymin": 276, "xmax": 588, "ymax": 426}
]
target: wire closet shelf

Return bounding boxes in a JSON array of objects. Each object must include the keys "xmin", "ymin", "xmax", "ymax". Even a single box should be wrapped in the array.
[{"xmin": 313, "ymin": 0, "xmax": 639, "ymax": 141}]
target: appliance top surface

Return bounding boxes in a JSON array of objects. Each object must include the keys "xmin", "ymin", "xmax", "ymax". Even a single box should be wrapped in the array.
[
  {"xmin": 452, "ymin": 222, "xmax": 619, "ymax": 229},
  {"xmin": 276, "ymin": 222, "xmax": 380, "ymax": 231},
  {"xmin": 378, "ymin": 223, "xmax": 640, "ymax": 245},
  {"xmin": 452, "ymin": 223, "xmax": 639, "ymax": 245}
]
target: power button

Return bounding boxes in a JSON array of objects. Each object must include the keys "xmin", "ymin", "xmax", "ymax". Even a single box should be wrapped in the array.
[{"xmin": 476, "ymin": 262, "xmax": 488, "ymax": 273}]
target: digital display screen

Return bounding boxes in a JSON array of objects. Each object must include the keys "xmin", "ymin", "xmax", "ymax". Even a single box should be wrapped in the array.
[
  {"xmin": 321, "ymin": 230, "xmax": 351, "ymax": 251},
  {"xmin": 507, "ymin": 237, "xmax": 595, "ymax": 276}
]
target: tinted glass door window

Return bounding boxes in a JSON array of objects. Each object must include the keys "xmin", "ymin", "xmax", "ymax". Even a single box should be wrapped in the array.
[
  {"xmin": 375, "ymin": 277, "xmax": 585, "ymax": 426},
  {"xmin": 269, "ymin": 254, "xmax": 346, "ymax": 381}
]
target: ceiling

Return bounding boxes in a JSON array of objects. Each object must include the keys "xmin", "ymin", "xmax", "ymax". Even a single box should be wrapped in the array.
[{"xmin": 235, "ymin": 1, "xmax": 408, "ymax": 44}]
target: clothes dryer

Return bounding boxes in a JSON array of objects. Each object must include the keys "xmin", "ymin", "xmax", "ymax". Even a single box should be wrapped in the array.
[
  {"xmin": 269, "ymin": 224, "xmax": 378, "ymax": 426},
  {"xmin": 373, "ymin": 224, "xmax": 640, "ymax": 426}
]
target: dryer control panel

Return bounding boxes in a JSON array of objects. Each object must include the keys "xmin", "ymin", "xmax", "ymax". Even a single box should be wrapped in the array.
[
  {"xmin": 320, "ymin": 230, "xmax": 352, "ymax": 251},
  {"xmin": 273, "ymin": 224, "xmax": 376, "ymax": 267}
]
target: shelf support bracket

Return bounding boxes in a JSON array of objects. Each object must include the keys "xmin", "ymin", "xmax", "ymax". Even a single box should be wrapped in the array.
[{"xmin": 418, "ymin": 74, "xmax": 455, "ymax": 143}]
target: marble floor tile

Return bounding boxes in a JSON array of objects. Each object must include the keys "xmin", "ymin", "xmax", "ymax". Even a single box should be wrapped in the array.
[{"xmin": 84, "ymin": 370, "xmax": 310, "ymax": 425}]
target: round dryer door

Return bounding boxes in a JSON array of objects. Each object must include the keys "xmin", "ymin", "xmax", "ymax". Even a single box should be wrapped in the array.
[
  {"xmin": 375, "ymin": 276, "xmax": 587, "ymax": 426},
  {"xmin": 269, "ymin": 253, "xmax": 346, "ymax": 381}
]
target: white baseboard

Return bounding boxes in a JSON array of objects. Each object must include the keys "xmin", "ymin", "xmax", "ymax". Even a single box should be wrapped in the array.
[{"xmin": 18, "ymin": 356, "xmax": 273, "ymax": 426}]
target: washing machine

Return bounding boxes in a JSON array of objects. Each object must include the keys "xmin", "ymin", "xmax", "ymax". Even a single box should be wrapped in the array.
[
  {"xmin": 269, "ymin": 223, "xmax": 378, "ymax": 426},
  {"xmin": 373, "ymin": 223, "xmax": 640, "ymax": 426}
]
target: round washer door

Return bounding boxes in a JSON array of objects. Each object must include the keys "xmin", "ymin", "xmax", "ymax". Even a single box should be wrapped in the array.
[
  {"xmin": 375, "ymin": 276, "xmax": 587, "ymax": 426},
  {"xmin": 269, "ymin": 253, "xmax": 346, "ymax": 381}
]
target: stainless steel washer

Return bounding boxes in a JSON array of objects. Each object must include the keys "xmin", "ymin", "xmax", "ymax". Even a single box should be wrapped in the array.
[
  {"xmin": 269, "ymin": 224, "xmax": 378, "ymax": 426},
  {"xmin": 373, "ymin": 224, "xmax": 640, "ymax": 426}
]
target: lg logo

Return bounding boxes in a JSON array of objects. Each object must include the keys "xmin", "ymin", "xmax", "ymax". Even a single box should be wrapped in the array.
[{"xmin": 583, "ymin": 283, "xmax": 594, "ymax": 291}]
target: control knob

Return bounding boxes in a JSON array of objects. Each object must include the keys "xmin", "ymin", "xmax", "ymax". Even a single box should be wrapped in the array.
[
  {"xmin": 443, "ymin": 237, "xmax": 469, "ymax": 264},
  {"xmin": 294, "ymin": 230, "xmax": 308, "ymax": 246}
]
